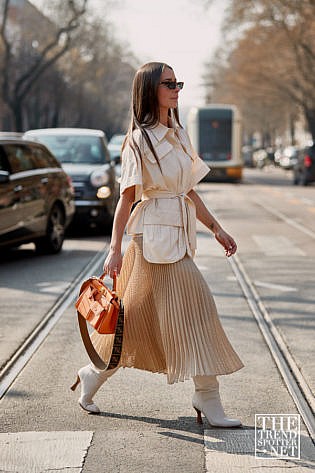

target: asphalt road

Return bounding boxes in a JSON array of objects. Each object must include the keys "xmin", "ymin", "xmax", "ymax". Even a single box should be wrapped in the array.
[{"xmin": 0, "ymin": 166, "xmax": 314, "ymax": 473}]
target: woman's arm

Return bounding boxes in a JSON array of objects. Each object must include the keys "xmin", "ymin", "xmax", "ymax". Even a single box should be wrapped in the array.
[
  {"xmin": 188, "ymin": 189, "xmax": 237, "ymax": 257},
  {"xmin": 103, "ymin": 186, "xmax": 135, "ymax": 277}
]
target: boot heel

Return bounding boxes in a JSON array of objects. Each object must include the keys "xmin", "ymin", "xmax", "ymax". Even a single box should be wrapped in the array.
[
  {"xmin": 194, "ymin": 406, "xmax": 203, "ymax": 424},
  {"xmin": 70, "ymin": 375, "xmax": 80, "ymax": 391}
]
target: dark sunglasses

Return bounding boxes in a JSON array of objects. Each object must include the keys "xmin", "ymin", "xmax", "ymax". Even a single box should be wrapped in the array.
[{"xmin": 160, "ymin": 81, "xmax": 184, "ymax": 90}]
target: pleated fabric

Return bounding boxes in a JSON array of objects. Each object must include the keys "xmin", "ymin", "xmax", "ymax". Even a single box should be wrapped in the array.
[{"xmin": 91, "ymin": 237, "xmax": 244, "ymax": 384}]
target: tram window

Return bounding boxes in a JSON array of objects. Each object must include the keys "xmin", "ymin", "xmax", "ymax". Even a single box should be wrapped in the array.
[{"xmin": 199, "ymin": 118, "xmax": 232, "ymax": 155}]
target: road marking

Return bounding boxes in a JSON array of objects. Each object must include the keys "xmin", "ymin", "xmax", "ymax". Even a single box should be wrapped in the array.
[
  {"xmin": 204, "ymin": 430, "xmax": 315, "ymax": 472},
  {"xmin": 0, "ymin": 431, "xmax": 93, "ymax": 472},
  {"xmin": 300, "ymin": 198, "xmax": 315, "ymax": 206},
  {"xmin": 253, "ymin": 200, "xmax": 315, "ymax": 240},
  {"xmin": 252, "ymin": 235, "xmax": 305, "ymax": 256},
  {"xmin": 37, "ymin": 281, "xmax": 69, "ymax": 294},
  {"xmin": 254, "ymin": 280, "xmax": 297, "ymax": 292},
  {"xmin": 0, "ymin": 243, "xmax": 108, "ymax": 399},
  {"xmin": 196, "ymin": 264, "xmax": 209, "ymax": 271},
  {"xmin": 230, "ymin": 254, "xmax": 315, "ymax": 439}
]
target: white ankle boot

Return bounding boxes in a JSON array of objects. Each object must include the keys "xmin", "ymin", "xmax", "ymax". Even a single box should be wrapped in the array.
[
  {"xmin": 192, "ymin": 375, "xmax": 241, "ymax": 427},
  {"xmin": 70, "ymin": 364, "xmax": 118, "ymax": 414}
]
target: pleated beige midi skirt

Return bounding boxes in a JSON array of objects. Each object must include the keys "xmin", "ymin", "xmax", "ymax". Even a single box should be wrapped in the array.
[{"xmin": 91, "ymin": 236, "xmax": 243, "ymax": 384}]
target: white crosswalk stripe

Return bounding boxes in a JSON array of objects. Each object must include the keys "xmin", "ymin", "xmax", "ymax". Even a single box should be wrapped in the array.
[
  {"xmin": 254, "ymin": 281, "xmax": 298, "ymax": 292},
  {"xmin": 0, "ymin": 431, "xmax": 93, "ymax": 473},
  {"xmin": 204, "ymin": 429, "xmax": 314, "ymax": 472}
]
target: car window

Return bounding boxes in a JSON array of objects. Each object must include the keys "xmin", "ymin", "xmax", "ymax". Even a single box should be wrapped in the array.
[
  {"xmin": 31, "ymin": 135, "xmax": 108, "ymax": 164},
  {"xmin": 0, "ymin": 146, "xmax": 9, "ymax": 171},
  {"xmin": 33, "ymin": 146, "xmax": 60, "ymax": 168},
  {"xmin": 109, "ymin": 135, "xmax": 125, "ymax": 146},
  {"xmin": 4, "ymin": 144, "xmax": 37, "ymax": 174}
]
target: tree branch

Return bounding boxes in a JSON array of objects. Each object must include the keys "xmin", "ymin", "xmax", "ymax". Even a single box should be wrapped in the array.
[
  {"xmin": 14, "ymin": 0, "xmax": 87, "ymax": 98},
  {"xmin": 0, "ymin": 0, "xmax": 13, "ymax": 107},
  {"xmin": 17, "ymin": 37, "xmax": 72, "ymax": 100},
  {"xmin": 0, "ymin": 0, "xmax": 10, "ymax": 36}
]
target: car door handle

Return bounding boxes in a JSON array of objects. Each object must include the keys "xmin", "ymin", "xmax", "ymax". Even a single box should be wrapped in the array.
[
  {"xmin": 41, "ymin": 177, "xmax": 49, "ymax": 184},
  {"xmin": 14, "ymin": 185, "xmax": 23, "ymax": 192}
]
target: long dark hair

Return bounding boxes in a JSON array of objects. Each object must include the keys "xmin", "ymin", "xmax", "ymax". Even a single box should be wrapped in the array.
[{"xmin": 123, "ymin": 62, "xmax": 182, "ymax": 168}]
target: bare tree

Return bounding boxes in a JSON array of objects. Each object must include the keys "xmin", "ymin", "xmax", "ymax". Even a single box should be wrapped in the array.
[
  {"xmin": 204, "ymin": 0, "xmax": 315, "ymax": 141},
  {"xmin": 54, "ymin": 14, "xmax": 137, "ymax": 136},
  {"xmin": 0, "ymin": 0, "xmax": 87, "ymax": 131}
]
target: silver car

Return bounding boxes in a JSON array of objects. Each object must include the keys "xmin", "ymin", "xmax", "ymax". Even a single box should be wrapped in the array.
[{"xmin": 24, "ymin": 128, "xmax": 119, "ymax": 232}]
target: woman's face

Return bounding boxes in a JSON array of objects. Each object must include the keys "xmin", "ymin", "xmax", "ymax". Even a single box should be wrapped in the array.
[{"xmin": 157, "ymin": 67, "xmax": 181, "ymax": 111}]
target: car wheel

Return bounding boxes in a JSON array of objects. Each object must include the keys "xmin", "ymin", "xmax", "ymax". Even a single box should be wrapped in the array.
[{"xmin": 35, "ymin": 204, "xmax": 65, "ymax": 254}]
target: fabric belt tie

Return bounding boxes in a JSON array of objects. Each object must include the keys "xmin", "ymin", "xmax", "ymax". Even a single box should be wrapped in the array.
[{"xmin": 141, "ymin": 190, "xmax": 196, "ymax": 257}]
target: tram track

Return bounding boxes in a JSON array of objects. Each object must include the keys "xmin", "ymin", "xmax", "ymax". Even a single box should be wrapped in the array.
[
  {"xmin": 2, "ymin": 241, "xmax": 313, "ymax": 441},
  {"xmin": 1, "ymin": 192, "xmax": 314, "ymax": 446},
  {"xmin": 253, "ymin": 199, "xmax": 315, "ymax": 241},
  {"xmin": 227, "ymin": 193, "xmax": 315, "ymax": 442},
  {"xmin": 204, "ymin": 187, "xmax": 315, "ymax": 442},
  {"xmin": 0, "ymin": 244, "xmax": 108, "ymax": 400},
  {"xmin": 229, "ymin": 254, "xmax": 315, "ymax": 442}
]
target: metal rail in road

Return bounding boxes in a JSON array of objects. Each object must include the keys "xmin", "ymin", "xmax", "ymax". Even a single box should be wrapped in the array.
[
  {"xmin": 250, "ymin": 196, "xmax": 315, "ymax": 440},
  {"xmin": 210, "ymin": 195, "xmax": 315, "ymax": 443},
  {"xmin": 0, "ymin": 244, "xmax": 107, "ymax": 399},
  {"xmin": 1, "ymin": 200, "xmax": 314, "ymax": 446},
  {"xmin": 253, "ymin": 199, "xmax": 315, "ymax": 241},
  {"xmin": 229, "ymin": 253, "xmax": 315, "ymax": 443}
]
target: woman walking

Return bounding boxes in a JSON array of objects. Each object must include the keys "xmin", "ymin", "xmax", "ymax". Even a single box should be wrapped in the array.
[{"xmin": 71, "ymin": 62, "xmax": 244, "ymax": 427}]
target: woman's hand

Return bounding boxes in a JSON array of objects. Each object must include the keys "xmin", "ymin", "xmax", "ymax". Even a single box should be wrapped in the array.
[
  {"xmin": 101, "ymin": 187, "xmax": 136, "ymax": 279},
  {"xmin": 188, "ymin": 190, "xmax": 237, "ymax": 257},
  {"xmin": 103, "ymin": 249, "xmax": 123, "ymax": 278},
  {"xmin": 215, "ymin": 228, "xmax": 237, "ymax": 257}
]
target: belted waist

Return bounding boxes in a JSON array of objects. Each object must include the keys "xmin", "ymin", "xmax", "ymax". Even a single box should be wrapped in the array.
[
  {"xmin": 126, "ymin": 188, "xmax": 197, "ymax": 262},
  {"xmin": 140, "ymin": 190, "xmax": 196, "ymax": 257},
  {"xmin": 142, "ymin": 190, "xmax": 188, "ymax": 201}
]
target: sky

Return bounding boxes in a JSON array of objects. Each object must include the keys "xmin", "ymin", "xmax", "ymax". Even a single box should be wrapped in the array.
[
  {"xmin": 31, "ymin": 0, "xmax": 228, "ymax": 112},
  {"xmin": 99, "ymin": 0, "xmax": 227, "ymax": 109}
]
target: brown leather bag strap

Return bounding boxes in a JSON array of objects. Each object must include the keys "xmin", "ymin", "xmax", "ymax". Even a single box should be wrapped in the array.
[
  {"xmin": 100, "ymin": 272, "xmax": 117, "ymax": 292},
  {"xmin": 77, "ymin": 300, "xmax": 124, "ymax": 371}
]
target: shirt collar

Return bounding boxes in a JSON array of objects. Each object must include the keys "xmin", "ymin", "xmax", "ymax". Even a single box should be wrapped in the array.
[{"xmin": 149, "ymin": 120, "xmax": 180, "ymax": 143}]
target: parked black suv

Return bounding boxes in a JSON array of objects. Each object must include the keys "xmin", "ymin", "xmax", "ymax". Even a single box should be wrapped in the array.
[
  {"xmin": 0, "ymin": 137, "xmax": 75, "ymax": 253},
  {"xmin": 24, "ymin": 128, "xmax": 119, "ymax": 231},
  {"xmin": 293, "ymin": 145, "xmax": 315, "ymax": 186}
]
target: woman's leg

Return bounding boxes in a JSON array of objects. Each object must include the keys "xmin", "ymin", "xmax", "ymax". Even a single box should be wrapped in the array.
[
  {"xmin": 71, "ymin": 365, "xmax": 119, "ymax": 414},
  {"xmin": 192, "ymin": 375, "xmax": 241, "ymax": 427}
]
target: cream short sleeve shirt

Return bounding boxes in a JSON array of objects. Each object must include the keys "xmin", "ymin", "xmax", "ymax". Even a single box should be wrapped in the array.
[{"xmin": 120, "ymin": 123, "xmax": 210, "ymax": 263}]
